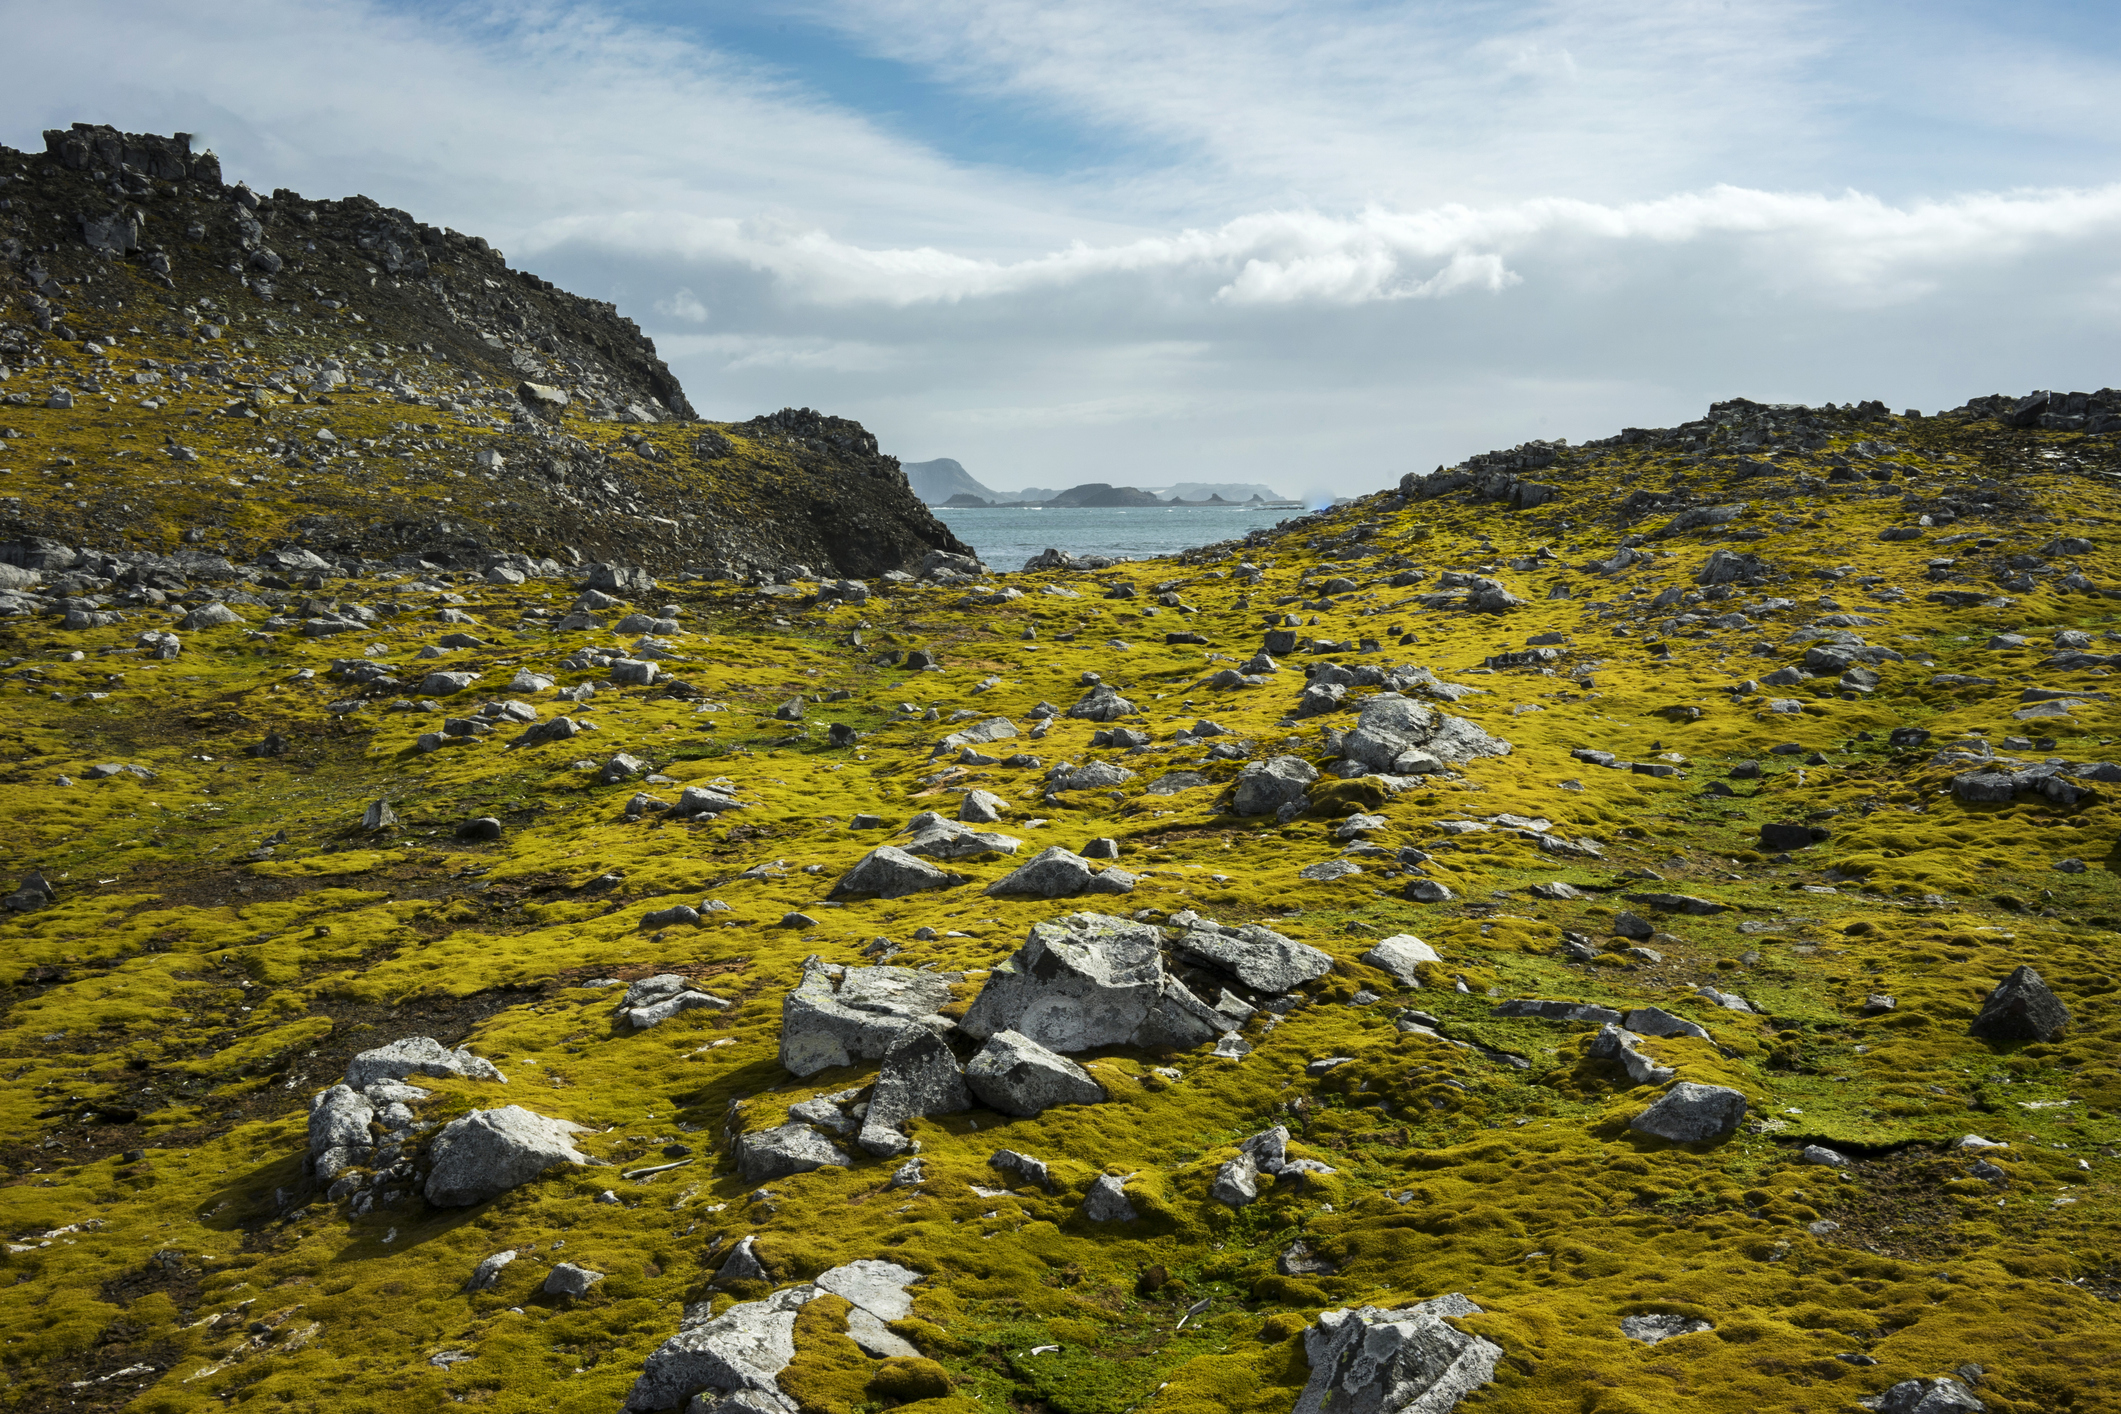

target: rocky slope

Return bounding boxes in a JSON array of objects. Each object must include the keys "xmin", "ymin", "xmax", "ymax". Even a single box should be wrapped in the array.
[
  {"xmin": 0, "ymin": 123, "xmax": 970, "ymax": 579},
  {"xmin": 5, "ymin": 129, "xmax": 2121, "ymax": 1414}
]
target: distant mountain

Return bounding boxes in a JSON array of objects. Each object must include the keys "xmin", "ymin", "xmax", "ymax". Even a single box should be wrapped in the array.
[
  {"xmin": 1143, "ymin": 481, "xmax": 1290, "ymax": 502},
  {"xmin": 904, "ymin": 457, "xmax": 1000, "ymax": 504}
]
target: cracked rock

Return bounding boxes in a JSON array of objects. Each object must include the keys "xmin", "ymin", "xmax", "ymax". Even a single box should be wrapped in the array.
[
  {"xmin": 424, "ymin": 1105, "xmax": 593, "ymax": 1206},
  {"xmin": 965, "ymin": 1030, "xmax": 1107, "ymax": 1116},
  {"xmin": 1293, "ymin": 1295, "xmax": 1501, "ymax": 1414}
]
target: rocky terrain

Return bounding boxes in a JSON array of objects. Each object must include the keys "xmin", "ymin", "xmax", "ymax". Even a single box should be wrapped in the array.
[{"xmin": 4, "ymin": 124, "xmax": 2121, "ymax": 1414}]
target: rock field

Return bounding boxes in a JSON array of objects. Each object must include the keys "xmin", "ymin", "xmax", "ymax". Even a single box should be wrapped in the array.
[{"xmin": 3, "ymin": 123, "xmax": 2121, "ymax": 1414}]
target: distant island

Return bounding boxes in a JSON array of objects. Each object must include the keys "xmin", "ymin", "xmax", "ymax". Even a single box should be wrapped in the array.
[{"xmin": 905, "ymin": 458, "xmax": 1300, "ymax": 509}]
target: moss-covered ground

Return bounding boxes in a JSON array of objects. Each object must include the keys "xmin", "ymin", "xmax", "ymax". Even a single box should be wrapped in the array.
[{"xmin": 4, "ymin": 298, "xmax": 2121, "ymax": 1412}]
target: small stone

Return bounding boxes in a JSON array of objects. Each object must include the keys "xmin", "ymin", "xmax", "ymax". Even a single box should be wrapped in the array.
[
  {"xmin": 1800, "ymin": 1144, "xmax": 1851, "ymax": 1169},
  {"xmin": 1079, "ymin": 1173, "xmax": 1138, "ymax": 1223},
  {"xmin": 1620, "ymin": 1314, "xmax": 1712, "ymax": 1345}
]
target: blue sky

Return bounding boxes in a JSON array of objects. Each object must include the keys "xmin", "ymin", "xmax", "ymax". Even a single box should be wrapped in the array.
[{"xmin": 5, "ymin": 0, "xmax": 2119, "ymax": 499}]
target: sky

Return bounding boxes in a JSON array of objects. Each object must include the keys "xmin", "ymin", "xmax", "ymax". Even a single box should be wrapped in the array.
[{"xmin": 4, "ymin": 0, "xmax": 2119, "ymax": 502}]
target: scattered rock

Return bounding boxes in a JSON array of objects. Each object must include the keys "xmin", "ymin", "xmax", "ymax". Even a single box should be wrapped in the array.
[
  {"xmin": 735, "ymin": 1123, "xmax": 852, "ymax": 1182},
  {"xmin": 1292, "ymin": 1295, "xmax": 1501, "ymax": 1414},
  {"xmin": 856, "ymin": 1028, "xmax": 971, "ymax": 1157},
  {"xmin": 425, "ymin": 1106, "xmax": 594, "ymax": 1206},
  {"xmin": 1629, "ymin": 1082, "xmax": 1748, "ymax": 1144},
  {"xmin": 466, "ymin": 1249, "xmax": 517, "ymax": 1291},
  {"xmin": 826, "ymin": 846, "xmax": 967, "ymax": 900},
  {"xmin": 984, "ymin": 845, "xmax": 1138, "ymax": 897},
  {"xmin": 1969, "ymin": 965, "xmax": 2070, "ymax": 1042},
  {"xmin": 1079, "ymin": 1173, "xmax": 1138, "ymax": 1223},
  {"xmin": 1621, "ymin": 1314, "xmax": 1713, "ymax": 1345},
  {"xmin": 779, "ymin": 958, "xmax": 957, "ymax": 1078},
  {"xmin": 1360, "ymin": 934, "xmax": 1441, "ymax": 987},
  {"xmin": 963, "ymin": 912, "xmax": 1234, "ymax": 1051},
  {"xmin": 544, "ymin": 1262, "xmax": 604, "ymax": 1297},
  {"xmin": 965, "ymin": 1029, "xmax": 1107, "ymax": 1116}
]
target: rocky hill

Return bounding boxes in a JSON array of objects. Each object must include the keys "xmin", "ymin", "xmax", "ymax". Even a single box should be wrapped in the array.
[
  {"xmin": 5, "ymin": 126, "xmax": 2121, "ymax": 1414},
  {"xmin": 0, "ymin": 123, "xmax": 969, "ymax": 579}
]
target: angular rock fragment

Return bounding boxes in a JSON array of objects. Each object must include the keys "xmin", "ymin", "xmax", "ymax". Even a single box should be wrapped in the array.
[
  {"xmin": 465, "ymin": 1249, "xmax": 517, "ymax": 1292},
  {"xmin": 1231, "ymin": 755, "xmax": 1317, "ymax": 816},
  {"xmin": 618, "ymin": 974, "xmax": 730, "ymax": 1029},
  {"xmin": 544, "ymin": 1262, "xmax": 604, "ymax": 1297},
  {"xmin": 989, "ymin": 1148, "xmax": 1053, "ymax": 1192},
  {"xmin": 1292, "ymin": 1295, "xmax": 1501, "ymax": 1414},
  {"xmin": 623, "ymin": 1283, "xmax": 815, "ymax": 1411},
  {"xmin": 346, "ymin": 1036, "xmax": 506, "ymax": 1089},
  {"xmin": 1621, "ymin": 1314, "xmax": 1712, "ymax": 1345},
  {"xmin": 1178, "ymin": 918, "xmax": 1334, "ymax": 992},
  {"xmin": 1361, "ymin": 934, "xmax": 1441, "ymax": 987},
  {"xmin": 1588, "ymin": 1023, "xmax": 1676, "ymax": 1086},
  {"xmin": 1969, "ymin": 965, "xmax": 2070, "ymax": 1042},
  {"xmin": 1079, "ymin": 1173, "xmax": 1138, "ymax": 1223},
  {"xmin": 425, "ymin": 1106, "xmax": 593, "ymax": 1206},
  {"xmin": 779, "ymin": 959, "xmax": 958, "ymax": 1078},
  {"xmin": 1629, "ymin": 1082, "xmax": 1747, "ymax": 1143},
  {"xmin": 826, "ymin": 845, "xmax": 967, "ymax": 900},
  {"xmin": 735, "ymin": 1123, "xmax": 852, "ymax": 1182},
  {"xmin": 965, "ymin": 1030, "xmax": 1107, "ymax": 1116},
  {"xmin": 856, "ymin": 1028, "xmax": 971, "ymax": 1157},
  {"xmin": 961, "ymin": 912, "xmax": 1232, "ymax": 1051}
]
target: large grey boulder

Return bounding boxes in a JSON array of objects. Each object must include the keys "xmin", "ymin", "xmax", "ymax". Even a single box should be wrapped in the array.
[
  {"xmin": 898, "ymin": 811, "xmax": 1021, "ymax": 859},
  {"xmin": 1970, "ymin": 964, "xmax": 2071, "ymax": 1042},
  {"xmin": 735, "ymin": 1123, "xmax": 853, "ymax": 1181},
  {"xmin": 984, "ymin": 845, "xmax": 1138, "ymax": 897},
  {"xmin": 1293, "ymin": 1295, "xmax": 1501, "ymax": 1414},
  {"xmin": 856, "ymin": 1028, "xmax": 970, "ymax": 1157},
  {"xmin": 1174, "ymin": 918, "xmax": 1333, "ymax": 993},
  {"xmin": 307, "ymin": 1084, "xmax": 374, "ymax": 1181},
  {"xmin": 779, "ymin": 959, "xmax": 959, "ymax": 1078},
  {"xmin": 345, "ymin": 1036, "xmax": 506, "ymax": 1089},
  {"xmin": 1629, "ymin": 1082, "xmax": 1747, "ymax": 1143},
  {"xmin": 618, "ymin": 974, "xmax": 731, "ymax": 1029},
  {"xmin": 1232, "ymin": 755, "xmax": 1318, "ymax": 816},
  {"xmin": 623, "ymin": 1283, "xmax": 816, "ymax": 1411},
  {"xmin": 826, "ymin": 845, "xmax": 967, "ymax": 900},
  {"xmin": 1210, "ymin": 1150, "xmax": 1261, "ymax": 1207},
  {"xmin": 966, "ymin": 1030, "xmax": 1107, "ymax": 1116},
  {"xmin": 1067, "ymin": 684, "xmax": 1138, "ymax": 721},
  {"xmin": 958, "ymin": 789, "xmax": 1009, "ymax": 823},
  {"xmin": 1340, "ymin": 696, "xmax": 1510, "ymax": 774},
  {"xmin": 960, "ymin": 912, "xmax": 1231, "ymax": 1052},
  {"xmin": 1079, "ymin": 1173, "xmax": 1138, "ymax": 1223},
  {"xmin": 424, "ymin": 1105, "xmax": 593, "ymax": 1206}
]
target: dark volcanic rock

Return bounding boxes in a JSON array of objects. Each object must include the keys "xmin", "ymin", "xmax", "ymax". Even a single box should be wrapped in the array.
[{"xmin": 1970, "ymin": 965, "xmax": 2071, "ymax": 1042}]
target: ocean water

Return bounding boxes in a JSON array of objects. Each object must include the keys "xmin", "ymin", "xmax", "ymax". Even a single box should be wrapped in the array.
[{"xmin": 930, "ymin": 503, "xmax": 1307, "ymax": 573}]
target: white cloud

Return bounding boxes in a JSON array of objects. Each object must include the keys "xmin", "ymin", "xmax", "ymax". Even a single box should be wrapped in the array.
[{"xmin": 3, "ymin": 0, "xmax": 2116, "ymax": 501}]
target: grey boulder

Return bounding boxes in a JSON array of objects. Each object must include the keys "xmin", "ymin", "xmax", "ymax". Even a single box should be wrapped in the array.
[
  {"xmin": 966, "ymin": 1030, "xmax": 1107, "ymax": 1116},
  {"xmin": 779, "ymin": 958, "xmax": 958, "ymax": 1078},
  {"xmin": 1339, "ymin": 695, "xmax": 1511, "ymax": 774},
  {"xmin": 1588, "ymin": 1023, "xmax": 1676, "ymax": 1086},
  {"xmin": 1293, "ymin": 1295, "xmax": 1501, "ymax": 1414},
  {"xmin": 856, "ymin": 1028, "xmax": 971, "ymax": 1157},
  {"xmin": 1067, "ymin": 684, "xmax": 1138, "ymax": 721},
  {"xmin": 1876, "ymin": 1377, "xmax": 1987, "ymax": 1414},
  {"xmin": 618, "ymin": 974, "xmax": 731, "ymax": 1029},
  {"xmin": 307, "ymin": 1084, "xmax": 374, "ymax": 1181},
  {"xmin": 735, "ymin": 1123, "xmax": 852, "ymax": 1182},
  {"xmin": 424, "ymin": 1105, "xmax": 593, "ymax": 1206},
  {"xmin": 983, "ymin": 845, "xmax": 1138, "ymax": 897},
  {"xmin": 826, "ymin": 845, "xmax": 967, "ymax": 900},
  {"xmin": 345, "ymin": 1035, "xmax": 506, "ymax": 1089},
  {"xmin": 1360, "ymin": 934, "xmax": 1441, "ymax": 987},
  {"xmin": 1969, "ymin": 964, "xmax": 2071, "ymax": 1042},
  {"xmin": 959, "ymin": 789, "xmax": 1009, "ymax": 823},
  {"xmin": 1629, "ymin": 1082, "xmax": 1748, "ymax": 1143},
  {"xmin": 898, "ymin": 811, "xmax": 1021, "ymax": 859},
  {"xmin": 1620, "ymin": 1314, "xmax": 1712, "ymax": 1345},
  {"xmin": 1232, "ymin": 755, "xmax": 1317, "ymax": 816},
  {"xmin": 1079, "ymin": 1173, "xmax": 1138, "ymax": 1223},
  {"xmin": 544, "ymin": 1262, "xmax": 604, "ymax": 1297},
  {"xmin": 465, "ymin": 1249, "xmax": 517, "ymax": 1291},
  {"xmin": 622, "ymin": 1283, "xmax": 815, "ymax": 1411},
  {"xmin": 1175, "ymin": 919, "xmax": 1333, "ymax": 993},
  {"xmin": 960, "ymin": 912, "xmax": 1231, "ymax": 1052}
]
